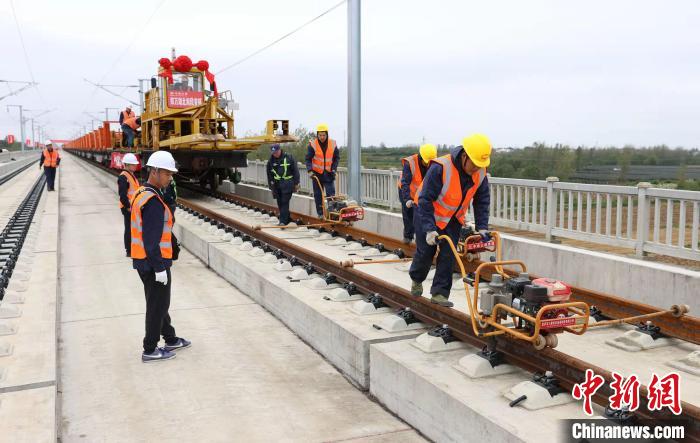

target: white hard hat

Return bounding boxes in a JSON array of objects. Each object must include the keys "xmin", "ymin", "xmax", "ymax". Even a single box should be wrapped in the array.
[
  {"xmin": 45, "ymin": 140, "xmax": 53, "ymax": 146},
  {"xmin": 146, "ymin": 150, "xmax": 178, "ymax": 172},
  {"xmin": 122, "ymin": 153, "xmax": 139, "ymax": 165}
]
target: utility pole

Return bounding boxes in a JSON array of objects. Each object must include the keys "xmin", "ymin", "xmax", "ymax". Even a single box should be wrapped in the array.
[
  {"xmin": 137, "ymin": 78, "xmax": 150, "ymax": 112},
  {"xmin": 105, "ymin": 107, "xmax": 119, "ymax": 122},
  {"xmin": 24, "ymin": 109, "xmax": 52, "ymax": 149},
  {"xmin": 347, "ymin": 0, "xmax": 361, "ymax": 203},
  {"xmin": 6, "ymin": 105, "xmax": 26, "ymax": 151}
]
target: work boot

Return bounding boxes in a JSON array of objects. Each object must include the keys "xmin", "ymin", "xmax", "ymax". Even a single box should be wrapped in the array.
[
  {"xmin": 430, "ymin": 294, "xmax": 454, "ymax": 308},
  {"xmin": 142, "ymin": 347, "xmax": 176, "ymax": 363},
  {"xmin": 410, "ymin": 280, "xmax": 423, "ymax": 297}
]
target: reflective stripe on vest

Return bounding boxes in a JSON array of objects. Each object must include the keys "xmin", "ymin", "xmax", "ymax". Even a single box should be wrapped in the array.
[
  {"xmin": 118, "ymin": 170, "xmax": 140, "ymax": 209},
  {"xmin": 271, "ymin": 156, "xmax": 292, "ymax": 181},
  {"xmin": 310, "ymin": 138, "xmax": 336, "ymax": 174},
  {"xmin": 130, "ymin": 187, "xmax": 174, "ymax": 260},
  {"xmin": 396, "ymin": 154, "xmax": 424, "ymax": 200},
  {"xmin": 415, "ymin": 154, "xmax": 485, "ymax": 229},
  {"xmin": 43, "ymin": 149, "xmax": 59, "ymax": 167}
]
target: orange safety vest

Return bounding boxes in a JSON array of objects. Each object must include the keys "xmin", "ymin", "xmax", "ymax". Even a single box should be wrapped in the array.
[
  {"xmin": 130, "ymin": 187, "xmax": 173, "ymax": 259},
  {"xmin": 43, "ymin": 149, "xmax": 60, "ymax": 167},
  {"xmin": 124, "ymin": 117, "xmax": 139, "ymax": 130},
  {"xmin": 396, "ymin": 154, "xmax": 424, "ymax": 200},
  {"xmin": 118, "ymin": 170, "xmax": 140, "ymax": 209},
  {"xmin": 310, "ymin": 138, "xmax": 337, "ymax": 174},
  {"xmin": 121, "ymin": 109, "xmax": 134, "ymax": 122},
  {"xmin": 415, "ymin": 154, "xmax": 486, "ymax": 229}
]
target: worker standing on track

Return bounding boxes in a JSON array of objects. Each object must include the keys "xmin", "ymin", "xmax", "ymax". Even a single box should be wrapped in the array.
[
  {"xmin": 122, "ymin": 117, "xmax": 141, "ymax": 148},
  {"xmin": 409, "ymin": 134, "xmax": 492, "ymax": 307},
  {"xmin": 131, "ymin": 151, "xmax": 190, "ymax": 362},
  {"xmin": 39, "ymin": 141, "xmax": 60, "ymax": 191},
  {"xmin": 119, "ymin": 106, "xmax": 135, "ymax": 147},
  {"xmin": 305, "ymin": 123, "xmax": 339, "ymax": 218},
  {"xmin": 398, "ymin": 144, "xmax": 437, "ymax": 244},
  {"xmin": 118, "ymin": 153, "xmax": 141, "ymax": 257},
  {"xmin": 267, "ymin": 144, "xmax": 300, "ymax": 226}
]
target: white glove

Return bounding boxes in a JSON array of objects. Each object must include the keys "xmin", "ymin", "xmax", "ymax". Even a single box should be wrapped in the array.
[
  {"xmin": 405, "ymin": 200, "xmax": 414, "ymax": 208},
  {"xmin": 426, "ymin": 231, "xmax": 439, "ymax": 246},
  {"xmin": 155, "ymin": 270, "xmax": 168, "ymax": 285}
]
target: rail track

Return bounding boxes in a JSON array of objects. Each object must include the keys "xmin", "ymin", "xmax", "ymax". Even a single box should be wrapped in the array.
[{"xmin": 72, "ymin": 152, "xmax": 700, "ymax": 438}]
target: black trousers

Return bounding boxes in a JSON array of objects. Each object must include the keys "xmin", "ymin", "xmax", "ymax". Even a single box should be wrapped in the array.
[
  {"xmin": 408, "ymin": 218, "xmax": 461, "ymax": 297},
  {"xmin": 121, "ymin": 208, "xmax": 131, "ymax": 255},
  {"xmin": 311, "ymin": 178, "xmax": 335, "ymax": 217},
  {"xmin": 138, "ymin": 268, "xmax": 177, "ymax": 353},
  {"xmin": 275, "ymin": 191, "xmax": 293, "ymax": 224},
  {"xmin": 398, "ymin": 194, "xmax": 415, "ymax": 240},
  {"xmin": 44, "ymin": 167, "xmax": 56, "ymax": 191}
]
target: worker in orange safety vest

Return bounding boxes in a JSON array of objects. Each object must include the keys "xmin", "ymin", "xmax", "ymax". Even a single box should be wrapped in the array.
[
  {"xmin": 408, "ymin": 134, "xmax": 492, "ymax": 307},
  {"xmin": 305, "ymin": 123, "xmax": 339, "ymax": 218},
  {"xmin": 397, "ymin": 144, "xmax": 437, "ymax": 244},
  {"xmin": 39, "ymin": 140, "xmax": 61, "ymax": 191},
  {"xmin": 118, "ymin": 153, "xmax": 141, "ymax": 257}
]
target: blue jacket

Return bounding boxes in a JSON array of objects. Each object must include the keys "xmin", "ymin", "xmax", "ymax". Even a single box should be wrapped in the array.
[
  {"xmin": 267, "ymin": 151, "xmax": 300, "ymax": 194},
  {"xmin": 415, "ymin": 146, "xmax": 490, "ymax": 233},
  {"xmin": 399, "ymin": 157, "xmax": 428, "ymax": 202},
  {"xmin": 305, "ymin": 139, "xmax": 339, "ymax": 183},
  {"xmin": 132, "ymin": 184, "xmax": 172, "ymax": 273}
]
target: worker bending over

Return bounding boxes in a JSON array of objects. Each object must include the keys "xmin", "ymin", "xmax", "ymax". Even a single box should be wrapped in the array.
[
  {"xmin": 267, "ymin": 144, "xmax": 300, "ymax": 225},
  {"xmin": 118, "ymin": 153, "xmax": 140, "ymax": 257},
  {"xmin": 39, "ymin": 141, "xmax": 60, "ymax": 191},
  {"xmin": 122, "ymin": 117, "xmax": 141, "ymax": 148},
  {"xmin": 409, "ymin": 134, "xmax": 492, "ymax": 307},
  {"xmin": 119, "ymin": 106, "xmax": 135, "ymax": 147},
  {"xmin": 131, "ymin": 151, "xmax": 190, "ymax": 362},
  {"xmin": 305, "ymin": 123, "xmax": 339, "ymax": 218},
  {"xmin": 398, "ymin": 144, "xmax": 437, "ymax": 244}
]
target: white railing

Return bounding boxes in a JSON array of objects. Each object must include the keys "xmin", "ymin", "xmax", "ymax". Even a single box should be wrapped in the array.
[{"xmin": 239, "ymin": 160, "xmax": 700, "ymax": 261}]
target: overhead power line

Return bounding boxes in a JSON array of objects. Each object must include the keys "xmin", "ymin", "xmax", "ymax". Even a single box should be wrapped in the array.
[
  {"xmin": 9, "ymin": 0, "xmax": 36, "ymax": 83},
  {"xmin": 216, "ymin": 0, "xmax": 346, "ymax": 75},
  {"xmin": 83, "ymin": 78, "xmax": 139, "ymax": 106}
]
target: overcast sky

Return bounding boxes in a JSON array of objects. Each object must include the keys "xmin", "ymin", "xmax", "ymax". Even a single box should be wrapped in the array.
[{"xmin": 1, "ymin": 0, "xmax": 699, "ymax": 148}]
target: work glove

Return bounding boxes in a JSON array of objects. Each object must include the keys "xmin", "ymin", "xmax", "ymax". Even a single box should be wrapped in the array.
[
  {"xmin": 405, "ymin": 200, "xmax": 414, "ymax": 208},
  {"xmin": 155, "ymin": 270, "xmax": 168, "ymax": 285},
  {"xmin": 478, "ymin": 229, "xmax": 490, "ymax": 241},
  {"xmin": 426, "ymin": 231, "xmax": 439, "ymax": 246},
  {"xmin": 307, "ymin": 170, "xmax": 314, "ymax": 177}
]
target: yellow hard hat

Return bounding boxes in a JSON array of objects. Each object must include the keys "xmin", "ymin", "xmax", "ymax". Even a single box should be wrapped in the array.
[
  {"xmin": 316, "ymin": 123, "xmax": 329, "ymax": 133},
  {"xmin": 462, "ymin": 134, "xmax": 492, "ymax": 168},
  {"xmin": 419, "ymin": 144, "xmax": 437, "ymax": 163}
]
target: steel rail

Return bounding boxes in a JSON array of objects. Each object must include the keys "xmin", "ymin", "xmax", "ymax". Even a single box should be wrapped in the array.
[
  {"xmin": 179, "ymin": 197, "xmax": 700, "ymax": 437},
  {"xmin": 195, "ymin": 187, "xmax": 699, "ymax": 346},
  {"xmin": 70, "ymin": 153, "xmax": 700, "ymax": 436}
]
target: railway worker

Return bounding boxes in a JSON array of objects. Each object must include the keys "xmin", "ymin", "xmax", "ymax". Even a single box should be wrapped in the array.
[
  {"xmin": 120, "ymin": 106, "xmax": 135, "ymax": 146},
  {"xmin": 305, "ymin": 123, "xmax": 339, "ymax": 218},
  {"xmin": 131, "ymin": 151, "xmax": 190, "ymax": 362},
  {"xmin": 267, "ymin": 144, "xmax": 300, "ymax": 226},
  {"xmin": 409, "ymin": 134, "xmax": 492, "ymax": 307},
  {"xmin": 397, "ymin": 144, "xmax": 437, "ymax": 244},
  {"xmin": 39, "ymin": 140, "xmax": 60, "ymax": 192},
  {"xmin": 118, "ymin": 153, "xmax": 140, "ymax": 257},
  {"xmin": 122, "ymin": 117, "xmax": 141, "ymax": 148}
]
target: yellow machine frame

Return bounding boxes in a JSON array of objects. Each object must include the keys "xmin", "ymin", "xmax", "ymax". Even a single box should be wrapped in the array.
[{"xmin": 439, "ymin": 232, "xmax": 688, "ymax": 350}]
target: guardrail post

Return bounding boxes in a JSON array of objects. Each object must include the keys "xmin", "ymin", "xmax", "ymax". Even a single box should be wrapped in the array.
[
  {"xmin": 635, "ymin": 182, "xmax": 652, "ymax": 257},
  {"xmin": 388, "ymin": 168, "xmax": 397, "ymax": 211},
  {"xmin": 545, "ymin": 176, "xmax": 559, "ymax": 242}
]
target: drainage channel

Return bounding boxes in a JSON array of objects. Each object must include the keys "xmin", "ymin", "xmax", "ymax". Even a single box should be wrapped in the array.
[{"xmin": 0, "ymin": 173, "xmax": 46, "ymax": 302}]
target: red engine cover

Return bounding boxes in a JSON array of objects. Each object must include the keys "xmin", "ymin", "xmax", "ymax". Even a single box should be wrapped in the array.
[{"xmin": 532, "ymin": 278, "xmax": 571, "ymax": 302}]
